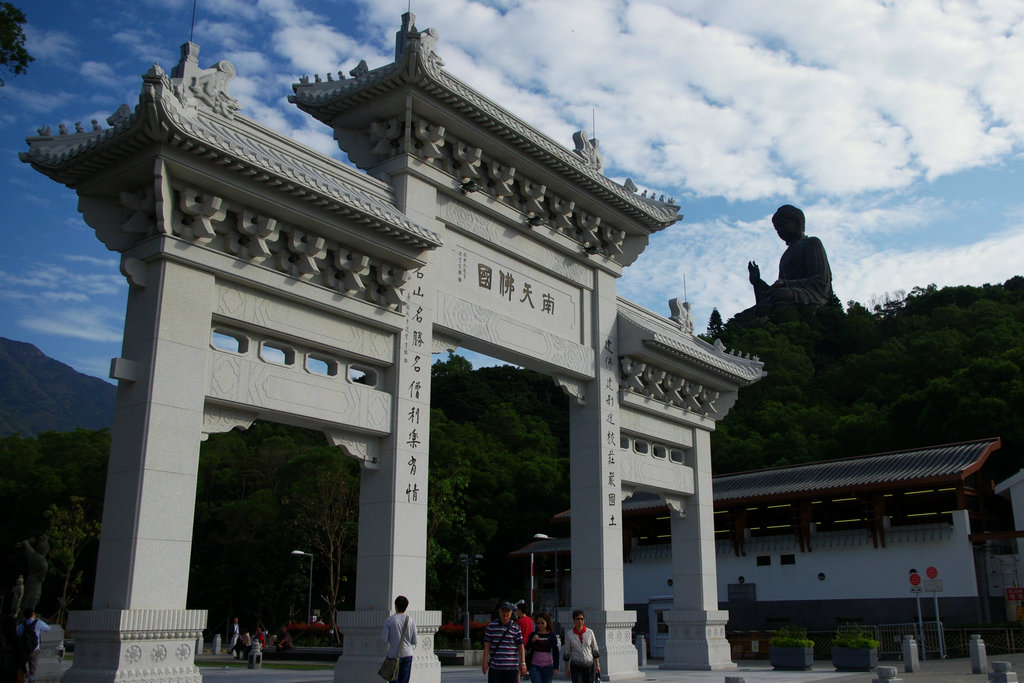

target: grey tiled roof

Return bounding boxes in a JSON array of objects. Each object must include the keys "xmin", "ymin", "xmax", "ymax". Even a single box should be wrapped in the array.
[{"xmin": 713, "ymin": 438, "xmax": 1001, "ymax": 504}]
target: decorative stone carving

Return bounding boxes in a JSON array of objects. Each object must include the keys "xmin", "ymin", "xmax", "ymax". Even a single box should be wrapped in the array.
[
  {"xmin": 325, "ymin": 429, "xmax": 381, "ymax": 469},
  {"xmin": 175, "ymin": 188, "xmax": 226, "ymax": 243},
  {"xmin": 280, "ymin": 228, "xmax": 326, "ymax": 280},
  {"xmin": 488, "ymin": 161, "xmax": 516, "ymax": 199},
  {"xmin": 669, "ymin": 298, "xmax": 696, "ymax": 335},
  {"xmin": 620, "ymin": 356, "xmax": 723, "ymax": 418},
  {"xmin": 553, "ymin": 374, "xmax": 587, "ymax": 405},
  {"xmin": 202, "ymin": 404, "xmax": 257, "ymax": 438},
  {"xmin": 169, "ymin": 42, "xmax": 241, "ymax": 119},
  {"xmin": 413, "ymin": 118, "xmax": 445, "ymax": 160},
  {"xmin": 572, "ymin": 130, "xmax": 603, "ymax": 172},
  {"xmin": 370, "ymin": 118, "xmax": 403, "ymax": 158},
  {"xmin": 230, "ymin": 210, "xmax": 279, "ymax": 263}
]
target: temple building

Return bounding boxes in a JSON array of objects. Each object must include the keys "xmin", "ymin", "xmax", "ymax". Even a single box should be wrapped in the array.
[{"xmin": 518, "ymin": 438, "xmax": 1019, "ymax": 655}]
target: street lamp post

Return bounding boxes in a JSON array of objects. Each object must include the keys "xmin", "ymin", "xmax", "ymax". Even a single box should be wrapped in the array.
[
  {"xmin": 533, "ymin": 534, "xmax": 559, "ymax": 632},
  {"xmin": 459, "ymin": 553, "xmax": 482, "ymax": 650},
  {"xmin": 291, "ymin": 550, "xmax": 314, "ymax": 625}
]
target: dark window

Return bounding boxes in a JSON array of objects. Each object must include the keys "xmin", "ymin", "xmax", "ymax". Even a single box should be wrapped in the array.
[
  {"xmin": 781, "ymin": 554, "xmax": 796, "ymax": 565},
  {"xmin": 756, "ymin": 555, "xmax": 771, "ymax": 566}
]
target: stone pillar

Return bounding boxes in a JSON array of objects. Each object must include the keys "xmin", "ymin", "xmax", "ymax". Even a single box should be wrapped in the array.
[
  {"xmin": 971, "ymin": 634, "xmax": 988, "ymax": 674},
  {"xmin": 334, "ymin": 170, "xmax": 441, "ymax": 683},
  {"xmin": 902, "ymin": 635, "xmax": 920, "ymax": 672},
  {"xmin": 64, "ymin": 259, "xmax": 213, "ymax": 683},
  {"xmin": 661, "ymin": 428, "xmax": 735, "ymax": 670},
  {"xmin": 568, "ymin": 270, "xmax": 639, "ymax": 681}
]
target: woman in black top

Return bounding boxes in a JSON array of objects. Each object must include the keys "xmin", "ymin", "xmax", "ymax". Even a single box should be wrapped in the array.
[{"xmin": 526, "ymin": 612, "xmax": 559, "ymax": 683}]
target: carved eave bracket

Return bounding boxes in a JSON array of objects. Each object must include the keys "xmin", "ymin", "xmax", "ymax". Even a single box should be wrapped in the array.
[
  {"xmin": 202, "ymin": 404, "xmax": 258, "ymax": 440},
  {"xmin": 553, "ymin": 375, "xmax": 587, "ymax": 406},
  {"xmin": 660, "ymin": 493, "xmax": 687, "ymax": 518},
  {"xmin": 325, "ymin": 429, "xmax": 382, "ymax": 470}
]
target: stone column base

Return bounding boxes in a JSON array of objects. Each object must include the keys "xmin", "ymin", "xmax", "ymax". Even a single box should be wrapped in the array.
[
  {"xmin": 660, "ymin": 609, "xmax": 735, "ymax": 671},
  {"xmin": 333, "ymin": 609, "xmax": 441, "ymax": 683},
  {"xmin": 575, "ymin": 610, "xmax": 640, "ymax": 681},
  {"xmin": 62, "ymin": 609, "xmax": 207, "ymax": 683}
]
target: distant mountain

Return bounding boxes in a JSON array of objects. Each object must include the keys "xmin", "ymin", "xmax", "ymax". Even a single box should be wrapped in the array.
[{"xmin": 0, "ymin": 337, "xmax": 116, "ymax": 436}]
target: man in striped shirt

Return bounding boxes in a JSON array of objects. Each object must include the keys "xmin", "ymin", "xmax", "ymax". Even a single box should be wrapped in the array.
[{"xmin": 481, "ymin": 601, "xmax": 526, "ymax": 682}]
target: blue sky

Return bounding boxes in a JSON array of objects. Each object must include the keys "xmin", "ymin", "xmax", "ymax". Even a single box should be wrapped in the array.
[{"xmin": 2, "ymin": 0, "xmax": 1023, "ymax": 380}]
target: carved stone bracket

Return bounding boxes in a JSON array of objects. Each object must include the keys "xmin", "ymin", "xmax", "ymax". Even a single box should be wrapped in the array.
[
  {"xmin": 201, "ymin": 404, "xmax": 257, "ymax": 439},
  {"xmin": 367, "ymin": 113, "xmax": 633, "ymax": 260},
  {"xmin": 325, "ymin": 429, "xmax": 381, "ymax": 470},
  {"xmin": 553, "ymin": 374, "xmax": 587, "ymax": 406},
  {"xmin": 620, "ymin": 355, "xmax": 721, "ymax": 418},
  {"xmin": 661, "ymin": 493, "xmax": 687, "ymax": 518},
  {"xmin": 431, "ymin": 332, "xmax": 460, "ymax": 355}
]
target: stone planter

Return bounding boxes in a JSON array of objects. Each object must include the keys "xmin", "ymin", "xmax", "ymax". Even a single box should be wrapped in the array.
[
  {"xmin": 831, "ymin": 646, "xmax": 878, "ymax": 671},
  {"xmin": 769, "ymin": 646, "xmax": 814, "ymax": 670}
]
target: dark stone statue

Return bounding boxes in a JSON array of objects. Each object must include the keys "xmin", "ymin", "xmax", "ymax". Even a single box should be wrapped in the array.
[
  {"xmin": 744, "ymin": 204, "xmax": 832, "ymax": 316},
  {"xmin": 18, "ymin": 536, "xmax": 49, "ymax": 612}
]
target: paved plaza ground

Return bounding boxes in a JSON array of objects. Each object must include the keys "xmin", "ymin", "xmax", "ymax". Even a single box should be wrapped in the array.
[{"xmin": 157, "ymin": 652, "xmax": 1024, "ymax": 683}]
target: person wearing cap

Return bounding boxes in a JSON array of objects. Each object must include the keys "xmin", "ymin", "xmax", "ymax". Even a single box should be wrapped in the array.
[{"xmin": 481, "ymin": 600, "xmax": 526, "ymax": 682}]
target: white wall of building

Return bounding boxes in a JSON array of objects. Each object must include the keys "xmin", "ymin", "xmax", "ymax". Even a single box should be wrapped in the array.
[{"xmin": 623, "ymin": 511, "xmax": 979, "ymax": 608}]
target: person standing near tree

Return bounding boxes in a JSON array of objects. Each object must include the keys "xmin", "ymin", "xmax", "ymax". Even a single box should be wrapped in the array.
[
  {"xmin": 381, "ymin": 595, "xmax": 417, "ymax": 683},
  {"xmin": 563, "ymin": 610, "xmax": 599, "ymax": 683},
  {"xmin": 482, "ymin": 601, "xmax": 526, "ymax": 682}
]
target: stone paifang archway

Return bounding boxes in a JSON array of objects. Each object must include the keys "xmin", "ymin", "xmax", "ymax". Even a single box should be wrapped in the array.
[{"xmin": 22, "ymin": 15, "xmax": 763, "ymax": 683}]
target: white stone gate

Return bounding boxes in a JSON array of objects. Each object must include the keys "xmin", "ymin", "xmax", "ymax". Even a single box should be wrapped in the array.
[{"xmin": 22, "ymin": 15, "xmax": 763, "ymax": 683}]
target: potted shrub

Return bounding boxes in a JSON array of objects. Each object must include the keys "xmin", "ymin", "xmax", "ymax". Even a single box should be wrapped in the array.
[
  {"xmin": 769, "ymin": 626, "xmax": 815, "ymax": 671},
  {"xmin": 830, "ymin": 626, "xmax": 879, "ymax": 671}
]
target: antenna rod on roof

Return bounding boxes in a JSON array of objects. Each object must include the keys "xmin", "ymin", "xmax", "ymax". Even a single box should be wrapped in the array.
[
  {"xmin": 189, "ymin": 0, "xmax": 198, "ymax": 43},
  {"xmin": 684, "ymin": 274, "xmax": 688, "ymax": 301},
  {"xmin": 592, "ymin": 107, "xmax": 596, "ymax": 140}
]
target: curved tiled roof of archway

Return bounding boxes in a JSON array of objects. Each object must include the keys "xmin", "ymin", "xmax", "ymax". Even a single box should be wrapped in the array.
[{"xmin": 290, "ymin": 19, "xmax": 681, "ymax": 232}]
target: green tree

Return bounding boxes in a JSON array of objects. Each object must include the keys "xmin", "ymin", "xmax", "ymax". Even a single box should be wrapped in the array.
[
  {"xmin": 44, "ymin": 496, "xmax": 100, "ymax": 627},
  {"xmin": 0, "ymin": 3, "xmax": 31, "ymax": 86},
  {"xmin": 281, "ymin": 449, "xmax": 360, "ymax": 642}
]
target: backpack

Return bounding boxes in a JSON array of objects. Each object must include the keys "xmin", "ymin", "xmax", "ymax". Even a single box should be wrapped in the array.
[{"xmin": 21, "ymin": 619, "xmax": 38, "ymax": 652}]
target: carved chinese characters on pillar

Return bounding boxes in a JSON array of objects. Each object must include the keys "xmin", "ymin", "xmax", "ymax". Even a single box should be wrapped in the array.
[
  {"xmin": 603, "ymin": 335, "xmax": 619, "ymax": 527},
  {"xmin": 402, "ymin": 269, "xmax": 429, "ymax": 503}
]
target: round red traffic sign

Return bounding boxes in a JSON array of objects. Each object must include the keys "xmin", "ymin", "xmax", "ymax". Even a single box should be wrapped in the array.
[
  {"xmin": 910, "ymin": 573, "xmax": 921, "ymax": 586},
  {"xmin": 927, "ymin": 566, "xmax": 938, "ymax": 579}
]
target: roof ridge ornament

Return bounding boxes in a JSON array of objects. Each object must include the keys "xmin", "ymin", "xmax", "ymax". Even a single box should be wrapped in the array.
[
  {"xmin": 394, "ymin": 12, "xmax": 444, "ymax": 73},
  {"xmin": 572, "ymin": 130, "xmax": 603, "ymax": 173},
  {"xmin": 161, "ymin": 41, "xmax": 241, "ymax": 119}
]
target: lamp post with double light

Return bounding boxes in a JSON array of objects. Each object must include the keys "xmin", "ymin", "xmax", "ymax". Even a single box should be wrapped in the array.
[
  {"xmin": 533, "ymin": 534, "xmax": 560, "ymax": 631},
  {"xmin": 459, "ymin": 553, "xmax": 482, "ymax": 649},
  {"xmin": 290, "ymin": 550, "xmax": 314, "ymax": 625}
]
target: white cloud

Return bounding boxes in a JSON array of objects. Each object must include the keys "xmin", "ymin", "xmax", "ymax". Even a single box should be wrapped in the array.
[
  {"xmin": 80, "ymin": 61, "xmax": 121, "ymax": 88},
  {"xmin": 19, "ymin": 307, "xmax": 124, "ymax": 343}
]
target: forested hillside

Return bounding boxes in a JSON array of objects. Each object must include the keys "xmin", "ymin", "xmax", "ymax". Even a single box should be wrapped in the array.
[
  {"xmin": 4, "ymin": 277, "xmax": 1022, "ymax": 631},
  {"xmin": 710, "ymin": 277, "xmax": 1024, "ymax": 482}
]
